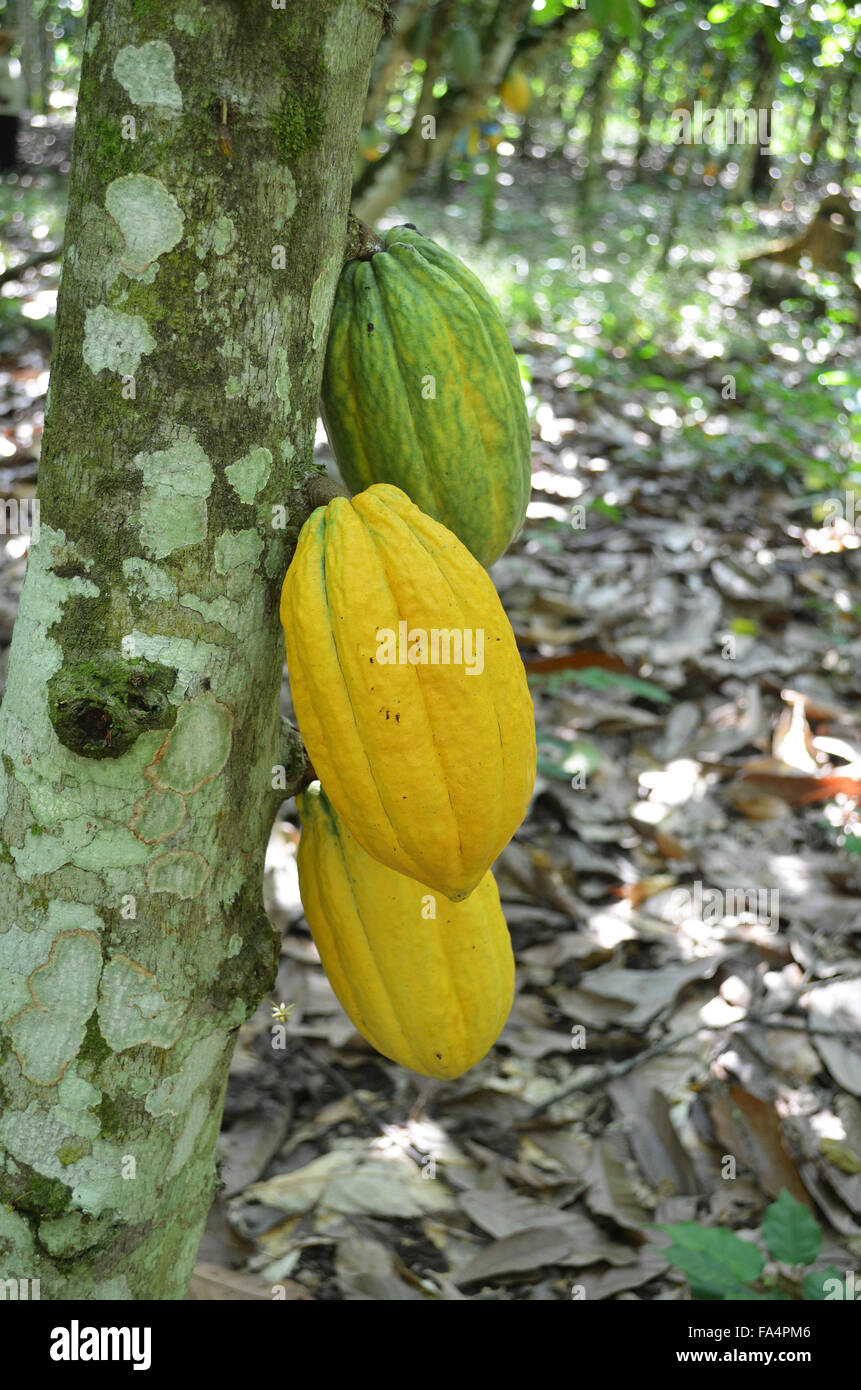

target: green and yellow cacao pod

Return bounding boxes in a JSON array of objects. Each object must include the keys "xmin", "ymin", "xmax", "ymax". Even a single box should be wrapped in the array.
[
  {"xmin": 280, "ymin": 484, "xmax": 536, "ymax": 901},
  {"xmin": 320, "ymin": 225, "xmax": 531, "ymax": 569},
  {"xmin": 297, "ymin": 783, "xmax": 515, "ymax": 1079}
]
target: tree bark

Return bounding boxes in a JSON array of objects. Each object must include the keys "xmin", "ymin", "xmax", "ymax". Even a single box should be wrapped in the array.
[{"xmin": 0, "ymin": 0, "xmax": 381, "ymax": 1300}]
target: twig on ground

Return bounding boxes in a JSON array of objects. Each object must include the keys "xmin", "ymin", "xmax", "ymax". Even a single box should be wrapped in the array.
[
  {"xmin": 291, "ymin": 1039, "xmax": 432, "ymax": 1168},
  {"xmin": 523, "ymin": 977, "xmax": 861, "ymax": 1121}
]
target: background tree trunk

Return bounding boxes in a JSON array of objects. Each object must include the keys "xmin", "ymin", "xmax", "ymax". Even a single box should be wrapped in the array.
[
  {"xmin": 633, "ymin": 22, "xmax": 653, "ymax": 173},
  {"xmin": 19, "ymin": 0, "xmax": 42, "ymax": 113},
  {"xmin": 580, "ymin": 38, "xmax": 623, "ymax": 212},
  {"xmin": 836, "ymin": 66, "xmax": 856, "ymax": 185},
  {"xmin": 352, "ymin": 0, "xmax": 590, "ymax": 225},
  {"xmin": 747, "ymin": 28, "xmax": 778, "ymax": 198},
  {"xmin": 362, "ymin": 0, "xmax": 426, "ymax": 127},
  {"xmin": 0, "ymin": 0, "xmax": 381, "ymax": 1300},
  {"xmin": 731, "ymin": 18, "xmax": 779, "ymax": 203}
]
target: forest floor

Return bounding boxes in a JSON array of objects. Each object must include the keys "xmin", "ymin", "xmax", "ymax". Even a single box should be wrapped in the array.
[{"xmin": 1, "ymin": 136, "xmax": 860, "ymax": 1300}]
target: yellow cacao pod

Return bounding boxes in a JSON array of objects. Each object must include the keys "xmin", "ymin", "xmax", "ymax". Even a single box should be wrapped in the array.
[
  {"xmin": 500, "ymin": 71, "xmax": 531, "ymax": 115},
  {"xmin": 280, "ymin": 484, "xmax": 536, "ymax": 901},
  {"xmin": 297, "ymin": 783, "xmax": 514, "ymax": 1079}
]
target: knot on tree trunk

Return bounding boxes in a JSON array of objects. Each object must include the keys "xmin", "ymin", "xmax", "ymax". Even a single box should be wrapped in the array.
[{"xmin": 48, "ymin": 656, "xmax": 178, "ymax": 759}]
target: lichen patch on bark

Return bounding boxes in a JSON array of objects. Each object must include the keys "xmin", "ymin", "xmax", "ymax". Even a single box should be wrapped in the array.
[
  {"xmin": 129, "ymin": 786, "xmax": 186, "ymax": 843},
  {"xmin": 71, "ymin": 828, "xmax": 151, "ymax": 870},
  {"xmin": 83, "ymin": 304, "xmax": 156, "ymax": 376},
  {"xmin": 134, "ymin": 434, "xmax": 213, "ymax": 559},
  {"xmin": 7, "ymin": 931, "xmax": 103, "ymax": 1085},
  {"xmin": 213, "ymin": 528, "xmax": 265, "ymax": 574},
  {"xmin": 196, "ymin": 215, "xmax": 236, "ymax": 260},
  {"xmin": 122, "ymin": 630, "xmax": 226, "ymax": 694},
  {"xmin": 122, "ymin": 558, "xmax": 177, "ymax": 604},
  {"xmin": 144, "ymin": 691, "xmax": 232, "ymax": 795},
  {"xmin": 144, "ymin": 1032, "xmax": 231, "ymax": 1120},
  {"xmin": 177, "ymin": 592, "xmax": 243, "ymax": 632},
  {"xmin": 113, "ymin": 41, "xmax": 183, "ymax": 112},
  {"xmin": 105, "ymin": 174, "xmax": 184, "ymax": 277},
  {"xmin": 146, "ymin": 850, "xmax": 210, "ymax": 899},
  {"xmin": 225, "ymin": 448, "xmax": 273, "ymax": 504},
  {"xmin": 98, "ymin": 955, "xmax": 188, "ymax": 1050},
  {"xmin": 173, "ymin": 12, "xmax": 197, "ymax": 36}
]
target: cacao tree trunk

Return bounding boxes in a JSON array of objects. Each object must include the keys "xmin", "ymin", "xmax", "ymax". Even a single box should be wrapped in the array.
[{"xmin": 0, "ymin": 0, "xmax": 381, "ymax": 1300}]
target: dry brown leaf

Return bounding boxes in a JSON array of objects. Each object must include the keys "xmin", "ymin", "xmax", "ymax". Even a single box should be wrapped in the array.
[
  {"xmin": 582, "ymin": 1137, "xmax": 652, "ymax": 1235},
  {"xmin": 705, "ymin": 1082, "xmax": 810, "ymax": 1204},
  {"xmin": 188, "ymin": 1262, "xmax": 308, "ymax": 1301},
  {"xmin": 738, "ymin": 767, "xmax": 861, "ymax": 805},
  {"xmin": 723, "ymin": 781, "xmax": 792, "ymax": 819},
  {"xmin": 575, "ymin": 1245, "xmax": 670, "ymax": 1300},
  {"xmin": 608, "ymin": 1078, "xmax": 699, "ymax": 1196},
  {"xmin": 335, "ymin": 1236, "xmax": 427, "ymax": 1301},
  {"xmin": 457, "ymin": 1213, "xmax": 637, "ymax": 1285},
  {"xmin": 459, "ymin": 1189, "xmax": 579, "ymax": 1240},
  {"xmin": 807, "ymin": 981, "xmax": 861, "ymax": 1096},
  {"xmin": 218, "ymin": 1103, "xmax": 291, "ymax": 1197}
]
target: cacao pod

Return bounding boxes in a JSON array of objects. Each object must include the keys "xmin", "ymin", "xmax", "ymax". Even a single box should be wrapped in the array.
[
  {"xmin": 446, "ymin": 26, "xmax": 482, "ymax": 85},
  {"xmin": 320, "ymin": 225, "xmax": 531, "ymax": 569},
  {"xmin": 358, "ymin": 128, "xmax": 383, "ymax": 161},
  {"xmin": 297, "ymin": 783, "xmax": 514, "ymax": 1079},
  {"xmin": 500, "ymin": 70, "xmax": 531, "ymax": 115},
  {"xmin": 280, "ymin": 484, "xmax": 536, "ymax": 901}
]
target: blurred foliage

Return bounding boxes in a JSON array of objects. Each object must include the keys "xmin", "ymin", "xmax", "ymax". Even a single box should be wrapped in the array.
[
  {"xmin": 0, "ymin": 0, "xmax": 87, "ymax": 111},
  {"xmin": 348, "ymin": 0, "xmax": 861, "ymax": 505},
  {"xmin": 0, "ymin": 0, "xmax": 859, "ymax": 511},
  {"xmin": 396, "ymin": 163, "xmax": 860, "ymax": 505}
]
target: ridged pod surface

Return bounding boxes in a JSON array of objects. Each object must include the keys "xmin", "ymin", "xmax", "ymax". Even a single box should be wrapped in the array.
[
  {"xmin": 320, "ymin": 226, "xmax": 531, "ymax": 569},
  {"xmin": 297, "ymin": 783, "xmax": 514, "ymax": 1079},
  {"xmin": 280, "ymin": 484, "xmax": 536, "ymax": 900}
]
